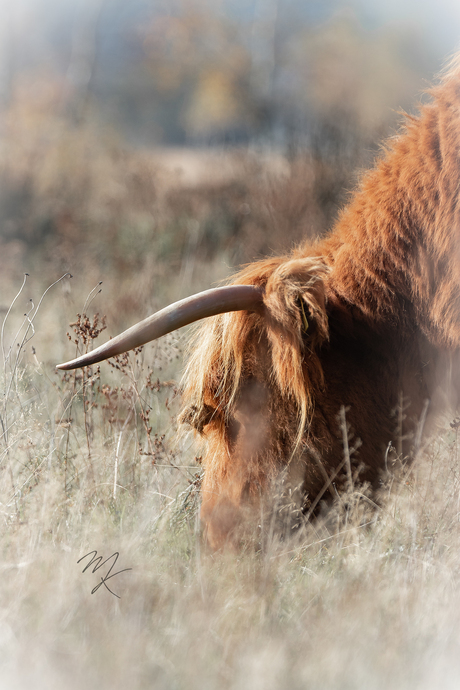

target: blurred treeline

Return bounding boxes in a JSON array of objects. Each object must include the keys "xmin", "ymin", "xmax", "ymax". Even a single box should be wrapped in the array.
[{"xmin": 0, "ymin": 0, "xmax": 452, "ymax": 327}]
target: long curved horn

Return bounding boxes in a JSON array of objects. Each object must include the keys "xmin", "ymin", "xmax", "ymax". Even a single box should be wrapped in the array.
[{"xmin": 56, "ymin": 284, "xmax": 264, "ymax": 371}]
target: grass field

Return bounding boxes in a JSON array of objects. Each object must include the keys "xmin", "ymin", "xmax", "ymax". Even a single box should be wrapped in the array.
[{"xmin": 2, "ymin": 133, "xmax": 460, "ymax": 688}]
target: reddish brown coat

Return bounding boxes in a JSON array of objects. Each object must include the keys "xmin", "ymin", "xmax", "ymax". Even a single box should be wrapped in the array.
[{"xmin": 182, "ymin": 56, "xmax": 460, "ymax": 548}]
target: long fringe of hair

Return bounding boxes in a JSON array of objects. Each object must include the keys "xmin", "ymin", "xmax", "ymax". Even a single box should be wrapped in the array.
[{"xmin": 181, "ymin": 253, "xmax": 330, "ymax": 455}]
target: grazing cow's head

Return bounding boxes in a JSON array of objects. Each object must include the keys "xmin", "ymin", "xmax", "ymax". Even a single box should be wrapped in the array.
[
  {"xmin": 179, "ymin": 254, "xmax": 428, "ymax": 548},
  {"xmin": 180, "ymin": 256, "xmax": 331, "ymax": 547}
]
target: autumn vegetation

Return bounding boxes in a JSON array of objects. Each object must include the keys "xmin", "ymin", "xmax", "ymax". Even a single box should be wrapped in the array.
[{"xmin": 1, "ymin": 3, "xmax": 460, "ymax": 688}]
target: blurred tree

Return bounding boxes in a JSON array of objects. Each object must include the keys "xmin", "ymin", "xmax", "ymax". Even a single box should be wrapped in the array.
[
  {"xmin": 129, "ymin": 2, "xmax": 438, "ymax": 147},
  {"xmin": 63, "ymin": 0, "xmax": 105, "ymax": 124},
  {"xmin": 277, "ymin": 15, "xmax": 437, "ymax": 143},
  {"xmin": 138, "ymin": 0, "xmax": 257, "ymax": 142},
  {"xmin": 0, "ymin": 0, "xmax": 444, "ymax": 149}
]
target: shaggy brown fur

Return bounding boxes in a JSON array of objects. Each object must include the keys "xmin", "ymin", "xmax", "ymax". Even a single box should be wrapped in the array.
[{"xmin": 182, "ymin": 55, "xmax": 460, "ymax": 549}]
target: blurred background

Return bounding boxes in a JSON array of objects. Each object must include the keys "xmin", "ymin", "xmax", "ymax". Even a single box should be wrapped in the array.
[{"xmin": 0, "ymin": 0, "xmax": 459, "ymax": 357}]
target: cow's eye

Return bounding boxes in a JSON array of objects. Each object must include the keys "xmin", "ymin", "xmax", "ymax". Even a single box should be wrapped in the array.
[{"xmin": 180, "ymin": 403, "xmax": 217, "ymax": 433}]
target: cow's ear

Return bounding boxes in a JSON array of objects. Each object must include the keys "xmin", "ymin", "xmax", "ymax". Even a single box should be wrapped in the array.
[
  {"xmin": 261, "ymin": 257, "xmax": 330, "ymax": 419},
  {"xmin": 263, "ymin": 257, "xmax": 329, "ymax": 350},
  {"xmin": 298, "ymin": 280, "xmax": 329, "ymax": 349},
  {"xmin": 296, "ymin": 296, "xmax": 320, "ymax": 342}
]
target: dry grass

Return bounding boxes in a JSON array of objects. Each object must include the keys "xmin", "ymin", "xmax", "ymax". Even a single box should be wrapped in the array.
[{"xmin": 1, "ymin": 272, "xmax": 460, "ymax": 689}]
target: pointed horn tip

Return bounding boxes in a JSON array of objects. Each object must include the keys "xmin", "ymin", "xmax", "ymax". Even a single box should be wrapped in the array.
[
  {"xmin": 56, "ymin": 284, "xmax": 264, "ymax": 371},
  {"xmin": 56, "ymin": 359, "xmax": 89, "ymax": 371},
  {"xmin": 56, "ymin": 353, "xmax": 103, "ymax": 370}
]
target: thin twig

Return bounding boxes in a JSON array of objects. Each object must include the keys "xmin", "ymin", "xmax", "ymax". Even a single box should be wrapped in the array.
[
  {"xmin": 1, "ymin": 273, "xmax": 28, "ymax": 364},
  {"xmin": 82, "ymin": 281, "xmax": 103, "ymax": 314},
  {"xmin": 270, "ymin": 519, "xmax": 376, "ymax": 559},
  {"xmin": 339, "ymin": 406, "xmax": 353, "ymax": 493}
]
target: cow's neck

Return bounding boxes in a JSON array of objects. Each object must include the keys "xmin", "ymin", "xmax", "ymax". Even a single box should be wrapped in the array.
[{"xmin": 314, "ymin": 67, "xmax": 460, "ymax": 355}]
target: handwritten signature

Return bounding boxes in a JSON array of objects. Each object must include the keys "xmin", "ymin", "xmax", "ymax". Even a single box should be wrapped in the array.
[{"xmin": 77, "ymin": 550, "xmax": 132, "ymax": 598}]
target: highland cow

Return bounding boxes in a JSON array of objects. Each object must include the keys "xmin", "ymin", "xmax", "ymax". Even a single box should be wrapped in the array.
[{"xmin": 58, "ymin": 55, "xmax": 460, "ymax": 548}]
